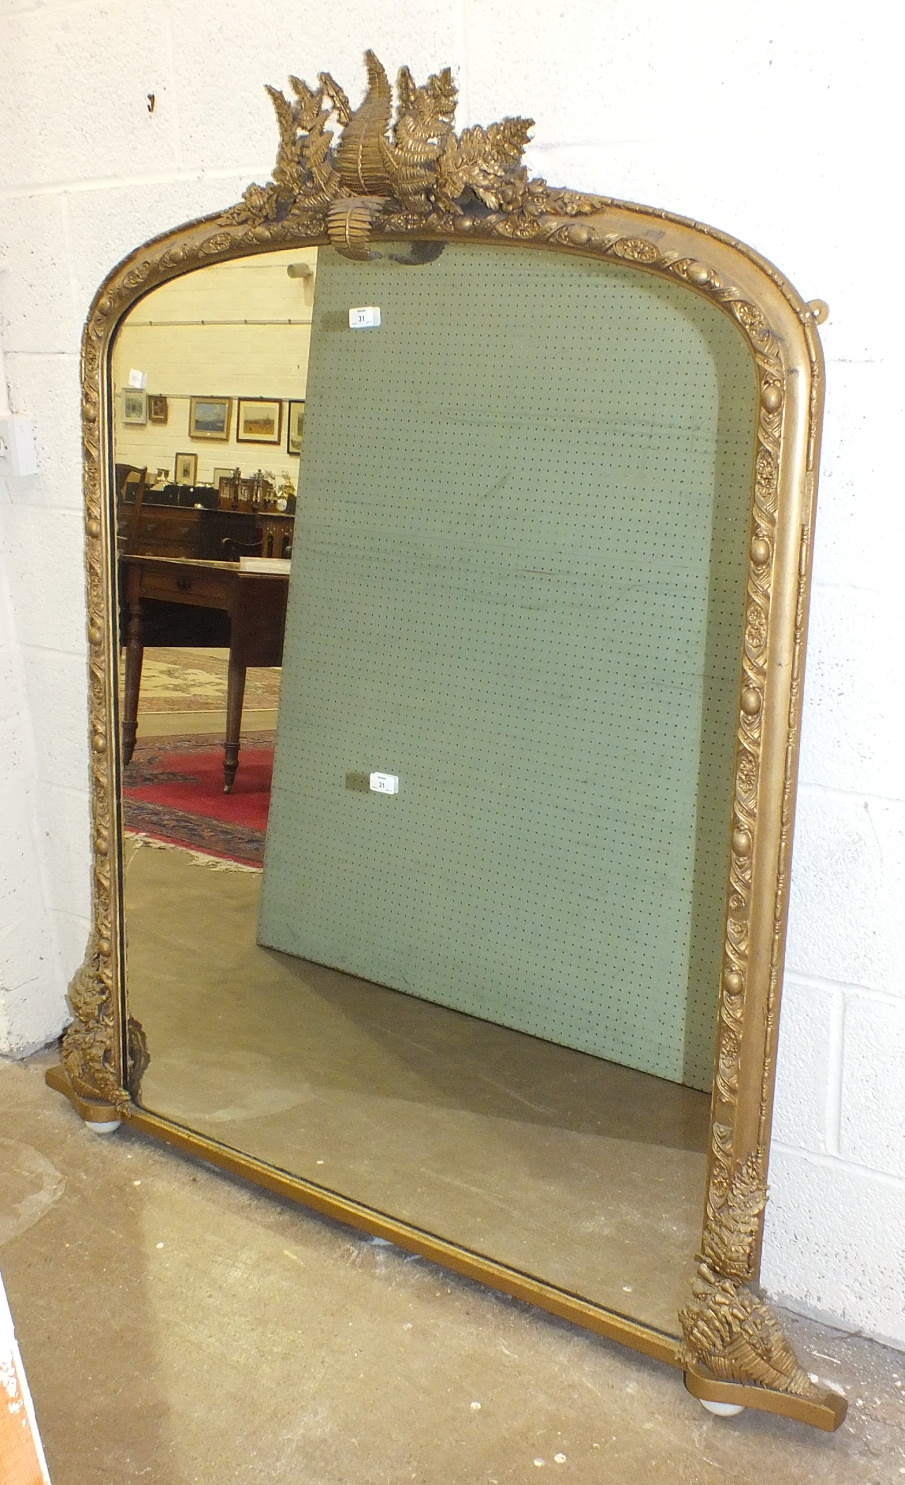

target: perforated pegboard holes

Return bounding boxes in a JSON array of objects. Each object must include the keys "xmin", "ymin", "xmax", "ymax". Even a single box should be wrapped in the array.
[{"xmin": 259, "ymin": 244, "xmax": 757, "ymax": 1091}]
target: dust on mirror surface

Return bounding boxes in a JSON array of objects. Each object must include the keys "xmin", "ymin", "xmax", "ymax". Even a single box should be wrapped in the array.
[{"xmin": 113, "ymin": 238, "xmax": 759, "ymax": 1337}]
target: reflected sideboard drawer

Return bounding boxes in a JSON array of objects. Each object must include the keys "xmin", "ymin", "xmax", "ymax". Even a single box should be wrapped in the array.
[
  {"xmin": 135, "ymin": 508, "xmax": 201, "ymax": 557},
  {"xmin": 138, "ymin": 566, "xmax": 234, "ymax": 607}
]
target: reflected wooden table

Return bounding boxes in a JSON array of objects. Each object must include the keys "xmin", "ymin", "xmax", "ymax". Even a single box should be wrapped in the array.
[{"xmin": 121, "ymin": 555, "xmax": 289, "ymax": 792}]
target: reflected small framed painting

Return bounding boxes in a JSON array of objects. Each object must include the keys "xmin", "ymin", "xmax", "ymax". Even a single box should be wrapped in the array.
[
  {"xmin": 237, "ymin": 398, "xmax": 282, "ymax": 444},
  {"xmin": 287, "ymin": 400, "xmax": 305, "ymax": 455},
  {"xmin": 189, "ymin": 396, "xmax": 232, "ymax": 441},
  {"xmin": 122, "ymin": 390, "xmax": 146, "ymax": 425},
  {"xmin": 175, "ymin": 452, "xmax": 197, "ymax": 485},
  {"xmin": 148, "ymin": 394, "xmax": 168, "ymax": 425}
]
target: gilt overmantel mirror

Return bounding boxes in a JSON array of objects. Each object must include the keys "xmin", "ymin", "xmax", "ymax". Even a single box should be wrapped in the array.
[{"xmin": 47, "ymin": 52, "xmax": 845, "ymax": 1430}]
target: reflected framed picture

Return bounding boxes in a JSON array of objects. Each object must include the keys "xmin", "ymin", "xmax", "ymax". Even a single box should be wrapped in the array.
[
  {"xmin": 174, "ymin": 452, "xmax": 198, "ymax": 485},
  {"xmin": 213, "ymin": 466, "xmax": 235, "ymax": 486},
  {"xmin": 237, "ymin": 398, "xmax": 282, "ymax": 444},
  {"xmin": 148, "ymin": 394, "xmax": 168, "ymax": 425},
  {"xmin": 287, "ymin": 400, "xmax": 305, "ymax": 455},
  {"xmin": 189, "ymin": 396, "xmax": 231, "ymax": 440},
  {"xmin": 122, "ymin": 390, "xmax": 147, "ymax": 425}
]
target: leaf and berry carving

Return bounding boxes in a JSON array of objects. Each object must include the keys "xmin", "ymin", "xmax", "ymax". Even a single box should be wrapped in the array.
[{"xmin": 434, "ymin": 119, "xmax": 533, "ymax": 212}]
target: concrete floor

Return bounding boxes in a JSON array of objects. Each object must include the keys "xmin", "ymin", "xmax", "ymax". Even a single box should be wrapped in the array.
[{"xmin": 1, "ymin": 1052, "xmax": 904, "ymax": 1483}]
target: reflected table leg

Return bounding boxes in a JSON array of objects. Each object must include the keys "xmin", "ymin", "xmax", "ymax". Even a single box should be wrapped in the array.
[
  {"xmin": 122, "ymin": 596, "xmax": 144, "ymax": 766},
  {"xmin": 224, "ymin": 654, "xmax": 247, "ymax": 793},
  {"xmin": 223, "ymin": 572, "xmax": 287, "ymax": 792}
]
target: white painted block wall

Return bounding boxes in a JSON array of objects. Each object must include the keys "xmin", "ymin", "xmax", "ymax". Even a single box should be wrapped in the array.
[{"xmin": 0, "ymin": 0, "xmax": 900, "ymax": 1345}]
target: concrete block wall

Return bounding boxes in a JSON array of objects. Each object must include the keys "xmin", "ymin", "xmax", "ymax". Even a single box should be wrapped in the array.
[
  {"xmin": 0, "ymin": 0, "xmax": 900, "ymax": 1345},
  {"xmin": 0, "ymin": 503, "xmax": 67, "ymax": 1053}
]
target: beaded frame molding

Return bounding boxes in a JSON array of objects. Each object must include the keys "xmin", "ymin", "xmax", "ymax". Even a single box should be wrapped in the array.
[{"xmin": 47, "ymin": 52, "xmax": 844, "ymax": 1430}]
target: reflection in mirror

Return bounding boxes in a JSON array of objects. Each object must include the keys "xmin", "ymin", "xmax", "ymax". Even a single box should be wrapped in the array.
[{"xmin": 114, "ymin": 239, "xmax": 756, "ymax": 1338}]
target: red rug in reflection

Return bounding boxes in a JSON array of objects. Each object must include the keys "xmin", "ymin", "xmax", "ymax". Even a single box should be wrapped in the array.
[{"xmin": 122, "ymin": 733, "xmax": 273, "ymax": 866}]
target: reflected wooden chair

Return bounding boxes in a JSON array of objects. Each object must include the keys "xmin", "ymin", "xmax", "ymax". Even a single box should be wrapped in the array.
[{"xmin": 118, "ymin": 466, "xmax": 149, "ymax": 554}]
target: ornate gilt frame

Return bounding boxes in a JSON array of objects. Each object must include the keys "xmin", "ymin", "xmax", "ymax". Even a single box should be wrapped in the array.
[{"xmin": 47, "ymin": 53, "xmax": 845, "ymax": 1430}]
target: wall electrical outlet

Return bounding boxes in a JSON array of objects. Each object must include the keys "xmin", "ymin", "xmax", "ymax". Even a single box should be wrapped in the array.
[{"xmin": 0, "ymin": 416, "xmax": 37, "ymax": 478}]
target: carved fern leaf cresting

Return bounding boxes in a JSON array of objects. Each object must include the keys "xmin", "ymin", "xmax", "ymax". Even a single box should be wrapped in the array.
[{"xmin": 228, "ymin": 51, "xmax": 596, "ymax": 257}]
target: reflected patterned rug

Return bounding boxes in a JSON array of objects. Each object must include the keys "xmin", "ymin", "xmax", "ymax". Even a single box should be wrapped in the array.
[
  {"xmin": 120, "ymin": 647, "xmax": 282, "ymax": 713},
  {"xmin": 123, "ymin": 733, "xmax": 273, "ymax": 866}
]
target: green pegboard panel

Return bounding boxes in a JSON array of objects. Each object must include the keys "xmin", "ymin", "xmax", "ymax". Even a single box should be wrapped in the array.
[{"xmin": 258, "ymin": 243, "xmax": 757, "ymax": 1090}]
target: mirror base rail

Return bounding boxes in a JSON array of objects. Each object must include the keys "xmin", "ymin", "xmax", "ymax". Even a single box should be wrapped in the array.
[
  {"xmin": 94, "ymin": 1094, "xmax": 685, "ymax": 1366},
  {"xmin": 46, "ymin": 1062, "xmax": 846, "ymax": 1430}
]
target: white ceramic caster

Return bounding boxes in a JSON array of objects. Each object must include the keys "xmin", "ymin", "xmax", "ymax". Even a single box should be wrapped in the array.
[
  {"xmin": 699, "ymin": 1398, "xmax": 745, "ymax": 1418},
  {"xmin": 86, "ymin": 1119, "xmax": 121, "ymax": 1135}
]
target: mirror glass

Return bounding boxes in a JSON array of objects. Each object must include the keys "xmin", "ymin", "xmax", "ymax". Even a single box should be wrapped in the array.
[{"xmin": 113, "ymin": 239, "xmax": 758, "ymax": 1336}]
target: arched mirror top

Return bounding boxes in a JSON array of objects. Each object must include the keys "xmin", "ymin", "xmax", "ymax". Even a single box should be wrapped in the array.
[{"xmin": 84, "ymin": 51, "xmax": 824, "ymax": 379}]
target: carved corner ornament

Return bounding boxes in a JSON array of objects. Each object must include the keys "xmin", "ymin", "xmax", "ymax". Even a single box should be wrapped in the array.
[
  {"xmin": 52, "ymin": 931, "xmax": 149, "ymax": 1119},
  {"xmin": 59, "ymin": 935, "xmax": 129, "ymax": 1113},
  {"xmin": 680, "ymin": 1157, "xmax": 846, "ymax": 1428},
  {"xmin": 48, "ymin": 48, "xmax": 844, "ymax": 1428}
]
